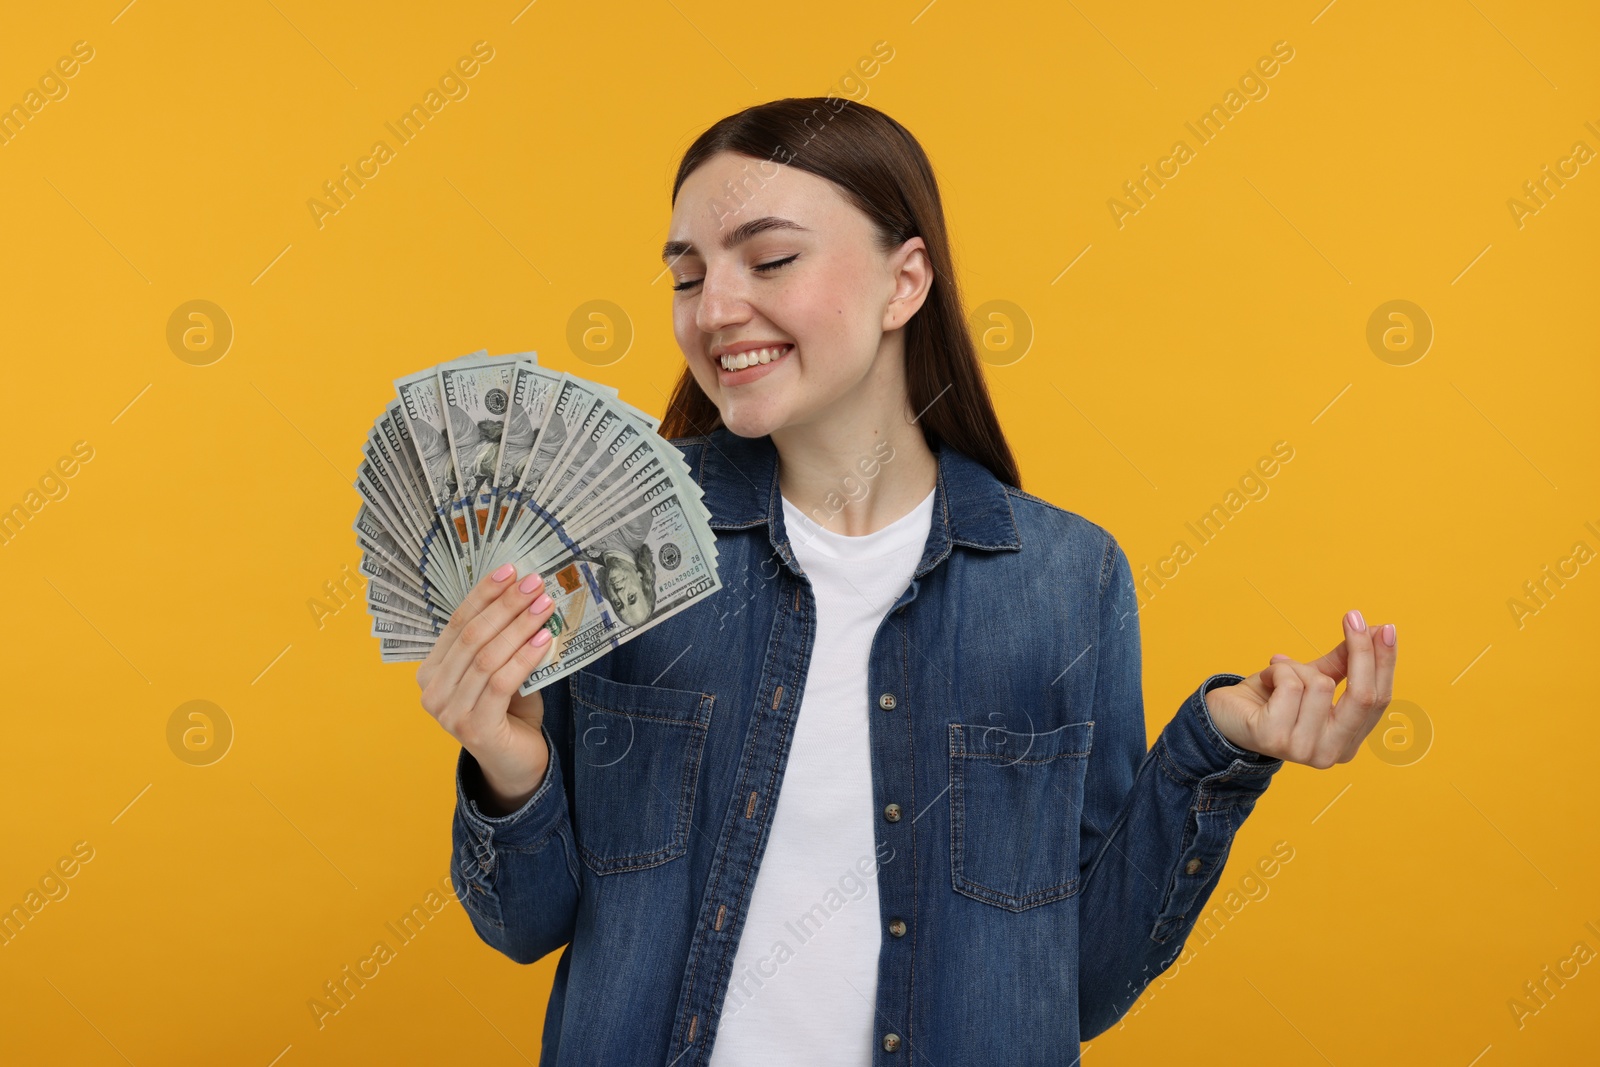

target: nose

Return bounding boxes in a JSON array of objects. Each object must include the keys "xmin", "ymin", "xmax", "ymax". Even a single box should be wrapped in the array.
[{"xmin": 693, "ymin": 260, "xmax": 754, "ymax": 337}]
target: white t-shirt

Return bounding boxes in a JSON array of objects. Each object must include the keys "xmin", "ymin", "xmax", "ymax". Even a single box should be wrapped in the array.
[{"xmin": 708, "ymin": 484, "xmax": 936, "ymax": 1065}]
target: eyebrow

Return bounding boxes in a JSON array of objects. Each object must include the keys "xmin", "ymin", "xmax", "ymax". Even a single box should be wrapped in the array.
[{"xmin": 661, "ymin": 216, "xmax": 811, "ymax": 263}]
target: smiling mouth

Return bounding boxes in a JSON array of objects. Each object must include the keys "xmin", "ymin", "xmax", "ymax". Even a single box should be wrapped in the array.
[{"xmin": 717, "ymin": 344, "xmax": 792, "ymax": 372}]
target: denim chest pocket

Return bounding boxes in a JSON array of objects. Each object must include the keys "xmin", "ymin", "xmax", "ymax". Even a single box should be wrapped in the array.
[
  {"xmin": 570, "ymin": 672, "xmax": 715, "ymax": 875},
  {"xmin": 948, "ymin": 718, "xmax": 1094, "ymax": 912}
]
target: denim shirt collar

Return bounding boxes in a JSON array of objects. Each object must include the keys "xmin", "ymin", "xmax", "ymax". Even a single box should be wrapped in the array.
[{"xmin": 691, "ymin": 428, "xmax": 1021, "ymax": 580}]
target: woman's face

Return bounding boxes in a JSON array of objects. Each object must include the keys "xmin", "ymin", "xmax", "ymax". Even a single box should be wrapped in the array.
[{"xmin": 665, "ymin": 150, "xmax": 927, "ymax": 440}]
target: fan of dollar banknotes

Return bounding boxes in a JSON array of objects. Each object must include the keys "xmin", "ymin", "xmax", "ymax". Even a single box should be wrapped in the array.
[{"xmin": 352, "ymin": 349, "xmax": 723, "ymax": 694}]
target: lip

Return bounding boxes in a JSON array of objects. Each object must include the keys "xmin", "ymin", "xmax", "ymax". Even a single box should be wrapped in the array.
[{"xmin": 715, "ymin": 343, "xmax": 792, "ymax": 386}]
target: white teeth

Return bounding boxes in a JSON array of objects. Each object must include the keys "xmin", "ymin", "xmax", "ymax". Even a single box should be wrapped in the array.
[{"xmin": 719, "ymin": 345, "xmax": 790, "ymax": 371}]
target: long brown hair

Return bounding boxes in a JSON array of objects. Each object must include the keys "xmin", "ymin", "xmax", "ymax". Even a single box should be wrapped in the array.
[{"xmin": 660, "ymin": 97, "xmax": 1021, "ymax": 490}]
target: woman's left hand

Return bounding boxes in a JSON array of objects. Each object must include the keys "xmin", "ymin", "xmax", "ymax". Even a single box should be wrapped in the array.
[{"xmin": 1203, "ymin": 610, "xmax": 1398, "ymax": 768}]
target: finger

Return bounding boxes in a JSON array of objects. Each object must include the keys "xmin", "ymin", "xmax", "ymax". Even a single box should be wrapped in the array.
[
  {"xmin": 478, "ymin": 623, "xmax": 559, "ymax": 731},
  {"xmin": 439, "ymin": 590, "xmax": 559, "ymax": 741},
  {"xmin": 422, "ymin": 563, "xmax": 521, "ymax": 687},
  {"xmin": 1321, "ymin": 610, "xmax": 1377, "ymax": 765},
  {"xmin": 1282, "ymin": 660, "xmax": 1336, "ymax": 766},
  {"xmin": 475, "ymin": 588, "xmax": 560, "ymax": 691},
  {"xmin": 506, "ymin": 647, "xmax": 554, "ymax": 724},
  {"xmin": 1252, "ymin": 658, "xmax": 1294, "ymax": 700},
  {"xmin": 1254, "ymin": 661, "xmax": 1310, "ymax": 755},
  {"xmin": 1304, "ymin": 636, "xmax": 1351, "ymax": 685},
  {"xmin": 435, "ymin": 569, "xmax": 547, "ymax": 697},
  {"xmin": 1374, "ymin": 622, "xmax": 1396, "ymax": 705},
  {"xmin": 1342, "ymin": 620, "xmax": 1397, "ymax": 761}
]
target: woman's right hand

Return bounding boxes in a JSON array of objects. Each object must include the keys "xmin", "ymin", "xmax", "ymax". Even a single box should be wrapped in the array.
[{"xmin": 418, "ymin": 563, "xmax": 558, "ymax": 815}]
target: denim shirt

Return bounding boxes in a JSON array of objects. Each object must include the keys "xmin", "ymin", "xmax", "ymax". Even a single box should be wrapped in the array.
[{"xmin": 450, "ymin": 428, "xmax": 1285, "ymax": 1066}]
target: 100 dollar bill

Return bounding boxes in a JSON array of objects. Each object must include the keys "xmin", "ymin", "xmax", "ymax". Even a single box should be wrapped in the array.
[{"xmin": 512, "ymin": 483, "xmax": 721, "ymax": 694}]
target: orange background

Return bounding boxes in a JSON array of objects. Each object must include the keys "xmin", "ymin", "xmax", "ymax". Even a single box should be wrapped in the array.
[{"xmin": 1, "ymin": 1, "xmax": 1595, "ymax": 1063}]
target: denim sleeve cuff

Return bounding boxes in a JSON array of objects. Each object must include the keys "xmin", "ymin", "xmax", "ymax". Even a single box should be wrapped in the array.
[
  {"xmin": 1158, "ymin": 671, "xmax": 1285, "ymax": 786},
  {"xmin": 455, "ymin": 718, "xmax": 566, "ymax": 849}
]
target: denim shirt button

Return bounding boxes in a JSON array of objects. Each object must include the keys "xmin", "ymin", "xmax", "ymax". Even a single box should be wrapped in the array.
[
  {"xmin": 877, "ymin": 692, "xmax": 897, "ymax": 711},
  {"xmin": 882, "ymin": 1033, "xmax": 902, "ymax": 1052},
  {"xmin": 883, "ymin": 803, "xmax": 902, "ymax": 822},
  {"xmin": 1185, "ymin": 858, "xmax": 1203, "ymax": 875},
  {"xmin": 888, "ymin": 918, "xmax": 906, "ymax": 937}
]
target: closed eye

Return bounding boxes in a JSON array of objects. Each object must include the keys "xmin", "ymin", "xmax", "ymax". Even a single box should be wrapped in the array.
[{"xmin": 673, "ymin": 254, "xmax": 798, "ymax": 292}]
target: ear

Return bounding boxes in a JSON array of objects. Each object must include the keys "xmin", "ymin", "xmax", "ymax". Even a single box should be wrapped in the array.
[{"xmin": 884, "ymin": 236, "xmax": 933, "ymax": 331}]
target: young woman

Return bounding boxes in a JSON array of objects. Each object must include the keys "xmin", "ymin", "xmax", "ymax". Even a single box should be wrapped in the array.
[{"xmin": 419, "ymin": 98, "xmax": 1398, "ymax": 1066}]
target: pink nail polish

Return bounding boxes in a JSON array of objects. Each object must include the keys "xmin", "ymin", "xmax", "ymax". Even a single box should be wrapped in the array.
[
  {"xmin": 1382, "ymin": 623, "xmax": 1396, "ymax": 646},
  {"xmin": 519, "ymin": 573, "xmax": 543, "ymax": 595},
  {"xmin": 530, "ymin": 593, "xmax": 553, "ymax": 613},
  {"xmin": 1346, "ymin": 609, "xmax": 1366, "ymax": 633},
  {"xmin": 531, "ymin": 628, "xmax": 552, "ymax": 647},
  {"xmin": 491, "ymin": 563, "xmax": 515, "ymax": 582}
]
